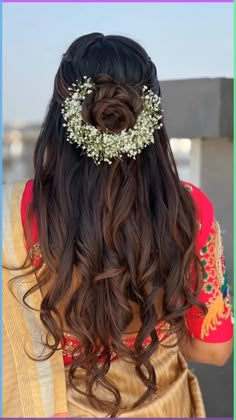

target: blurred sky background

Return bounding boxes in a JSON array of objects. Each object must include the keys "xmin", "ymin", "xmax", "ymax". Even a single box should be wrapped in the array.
[{"xmin": 3, "ymin": 2, "xmax": 233, "ymax": 125}]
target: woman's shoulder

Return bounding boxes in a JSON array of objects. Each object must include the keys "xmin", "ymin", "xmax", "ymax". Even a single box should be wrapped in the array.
[
  {"xmin": 181, "ymin": 180, "xmax": 214, "ymax": 214},
  {"xmin": 181, "ymin": 180, "xmax": 214, "ymax": 250}
]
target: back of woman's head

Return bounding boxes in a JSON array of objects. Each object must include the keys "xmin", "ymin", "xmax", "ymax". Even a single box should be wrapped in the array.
[{"xmin": 27, "ymin": 33, "xmax": 203, "ymax": 416}]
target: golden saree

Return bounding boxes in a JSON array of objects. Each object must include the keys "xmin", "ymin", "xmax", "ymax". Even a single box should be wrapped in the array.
[{"xmin": 2, "ymin": 182, "xmax": 206, "ymax": 418}]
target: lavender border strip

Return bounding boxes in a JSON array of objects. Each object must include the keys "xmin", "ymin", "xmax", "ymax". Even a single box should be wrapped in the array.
[{"xmin": 2, "ymin": 0, "xmax": 234, "ymax": 3}]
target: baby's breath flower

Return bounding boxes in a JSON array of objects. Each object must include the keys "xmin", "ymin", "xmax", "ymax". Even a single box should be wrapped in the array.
[{"xmin": 62, "ymin": 76, "xmax": 163, "ymax": 165}]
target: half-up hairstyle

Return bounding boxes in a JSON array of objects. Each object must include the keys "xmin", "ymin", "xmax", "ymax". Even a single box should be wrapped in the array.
[{"xmin": 16, "ymin": 33, "xmax": 206, "ymax": 417}]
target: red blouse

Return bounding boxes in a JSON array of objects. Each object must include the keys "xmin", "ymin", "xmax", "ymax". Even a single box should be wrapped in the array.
[{"xmin": 21, "ymin": 180, "xmax": 233, "ymax": 365}]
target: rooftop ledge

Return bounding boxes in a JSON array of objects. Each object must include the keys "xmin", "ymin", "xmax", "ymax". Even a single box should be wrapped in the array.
[{"xmin": 160, "ymin": 78, "xmax": 233, "ymax": 139}]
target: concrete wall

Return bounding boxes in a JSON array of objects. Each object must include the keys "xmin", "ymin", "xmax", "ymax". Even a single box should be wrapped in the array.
[
  {"xmin": 160, "ymin": 78, "xmax": 233, "ymax": 138},
  {"xmin": 200, "ymin": 138, "xmax": 233, "ymax": 285}
]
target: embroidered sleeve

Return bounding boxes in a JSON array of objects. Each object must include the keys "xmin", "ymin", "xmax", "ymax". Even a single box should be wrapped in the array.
[{"xmin": 185, "ymin": 219, "xmax": 233, "ymax": 343}]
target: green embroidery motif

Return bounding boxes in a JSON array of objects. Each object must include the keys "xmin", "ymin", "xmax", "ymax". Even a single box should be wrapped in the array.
[
  {"xmin": 204, "ymin": 283, "xmax": 213, "ymax": 294},
  {"xmin": 203, "ymin": 271, "xmax": 209, "ymax": 280},
  {"xmin": 201, "ymin": 259, "xmax": 207, "ymax": 268},
  {"xmin": 200, "ymin": 246, "xmax": 208, "ymax": 255}
]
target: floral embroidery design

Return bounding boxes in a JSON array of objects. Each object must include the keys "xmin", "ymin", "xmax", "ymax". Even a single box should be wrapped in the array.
[
  {"xmin": 199, "ymin": 220, "xmax": 232, "ymax": 339},
  {"xmin": 29, "ymin": 241, "xmax": 42, "ymax": 264},
  {"xmin": 29, "ymin": 241, "xmax": 47, "ymax": 275}
]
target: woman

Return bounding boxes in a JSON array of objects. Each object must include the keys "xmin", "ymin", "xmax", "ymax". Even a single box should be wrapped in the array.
[{"xmin": 3, "ymin": 33, "xmax": 233, "ymax": 418}]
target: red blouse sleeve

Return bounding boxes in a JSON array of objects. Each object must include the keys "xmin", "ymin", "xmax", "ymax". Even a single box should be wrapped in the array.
[{"xmin": 183, "ymin": 182, "xmax": 233, "ymax": 343}]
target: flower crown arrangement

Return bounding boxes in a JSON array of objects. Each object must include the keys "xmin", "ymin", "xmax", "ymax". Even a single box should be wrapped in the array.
[{"xmin": 62, "ymin": 76, "xmax": 163, "ymax": 165}]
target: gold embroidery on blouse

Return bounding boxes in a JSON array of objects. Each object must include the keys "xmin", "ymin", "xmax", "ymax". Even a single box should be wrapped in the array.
[
  {"xmin": 196, "ymin": 220, "xmax": 202, "ymax": 231},
  {"xmin": 184, "ymin": 184, "xmax": 193, "ymax": 192}
]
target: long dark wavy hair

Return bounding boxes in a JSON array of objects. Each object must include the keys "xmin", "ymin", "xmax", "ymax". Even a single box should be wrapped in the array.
[{"xmin": 19, "ymin": 33, "xmax": 206, "ymax": 416}]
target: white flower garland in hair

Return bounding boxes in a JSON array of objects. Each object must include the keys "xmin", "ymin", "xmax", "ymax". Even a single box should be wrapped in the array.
[{"xmin": 62, "ymin": 76, "xmax": 163, "ymax": 165}]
